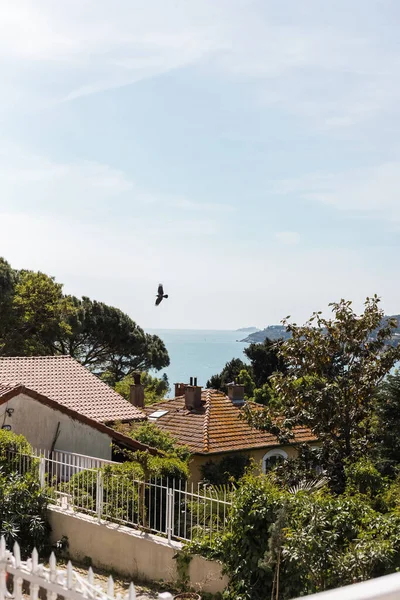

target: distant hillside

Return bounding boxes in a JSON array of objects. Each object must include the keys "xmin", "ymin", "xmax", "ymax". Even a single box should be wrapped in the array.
[
  {"xmin": 236, "ymin": 327, "xmax": 260, "ymax": 333},
  {"xmin": 241, "ymin": 325, "xmax": 290, "ymax": 343},
  {"xmin": 242, "ymin": 315, "xmax": 400, "ymax": 345}
]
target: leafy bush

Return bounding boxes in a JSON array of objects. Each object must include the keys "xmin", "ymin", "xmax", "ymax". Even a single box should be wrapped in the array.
[
  {"xmin": 65, "ymin": 452, "xmax": 189, "ymax": 529},
  {"xmin": 129, "ymin": 422, "xmax": 191, "ymax": 462},
  {"xmin": 0, "ymin": 431, "xmax": 49, "ymax": 557},
  {"xmin": 201, "ymin": 454, "xmax": 250, "ymax": 485},
  {"xmin": 0, "ymin": 471, "xmax": 50, "ymax": 557},
  {"xmin": 0, "ymin": 429, "xmax": 36, "ymax": 475},
  {"xmin": 188, "ymin": 470, "xmax": 400, "ymax": 600}
]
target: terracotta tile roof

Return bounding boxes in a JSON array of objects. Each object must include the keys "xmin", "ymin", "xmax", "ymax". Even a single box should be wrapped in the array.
[
  {"xmin": 0, "ymin": 384, "xmax": 160, "ymax": 456},
  {"xmin": 0, "ymin": 356, "xmax": 144, "ymax": 423},
  {"xmin": 143, "ymin": 389, "xmax": 316, "ymax": 454}
]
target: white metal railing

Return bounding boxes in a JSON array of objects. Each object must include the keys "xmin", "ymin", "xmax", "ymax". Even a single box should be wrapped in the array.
[
  {"xmin": 294, "ymin": 571, "xmax": 400, "ymax": 600},
  {"xmin": 0, "ymin": 536, "xmax": 137, "ymax": 600},
  {"xmin": 7, "ymin": 448, "xmax": 233, "ymax": 544}
]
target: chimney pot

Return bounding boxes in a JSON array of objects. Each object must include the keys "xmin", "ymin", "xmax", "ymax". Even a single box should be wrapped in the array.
[
  {"xmin": 194, "ymin": 377, "xmax": 197, "ymax": 386},
  {"xmin": 189, "ymin": 377, "xmax": 193, "ymax": 386}
]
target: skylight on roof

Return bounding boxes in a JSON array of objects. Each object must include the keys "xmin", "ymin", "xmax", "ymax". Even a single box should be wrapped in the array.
[{"xmin": 149, "ymin": 409, "xmax": 168, "ymax": 420}]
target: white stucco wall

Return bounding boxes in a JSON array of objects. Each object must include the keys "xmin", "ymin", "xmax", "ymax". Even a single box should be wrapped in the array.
[
  {"xmin": 2, "ymin": 393, "xmax": 112, "ymax": 459},
  {"xmin": 49, "ymin": 507, "xmax": 229, "ymax": 593}
]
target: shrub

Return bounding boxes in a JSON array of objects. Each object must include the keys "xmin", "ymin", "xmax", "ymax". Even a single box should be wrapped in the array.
[
  {"xmin": 192, "ymin": 472, "xmax": 400, "ymax": 600},
  {"xmin": 0, "ymin": 429, "xmax": 36, "ymax": 476},
  {"xmin": 201, "ymin": 454, "xmax": 251, "ymax": 485},
  {"xmin": 0, "ymin": 471, "xmax": 50, "ymax": 557},
  {"xmin": 0, "ymin": 431, "xmax": 49, "ymax": 557},
  {"xmin": 65, "ymin": 453, "xmax": 189, "ymax": 529},
  {"xmin": 130, "ymin": 422, "xmax": 191, "ymax": 462}
]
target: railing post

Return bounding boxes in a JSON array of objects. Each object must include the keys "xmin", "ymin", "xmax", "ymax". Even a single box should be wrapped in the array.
[
  {"xmin": 96, "ymin": 471, "xmax": 103, "ymax": 523},
  {"xmin": 166, "ymin": 488, "xmax": 173, "ymax": 543},
  {"xmin": 39, "ymin": 457, "xmax": 46, "ymax": 489}
]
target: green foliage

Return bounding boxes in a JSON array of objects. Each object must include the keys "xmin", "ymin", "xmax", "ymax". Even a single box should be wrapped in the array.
[
  {"xmin": 372, "ymin": 371, "xmax": 400, "ymax": 476},
  {"xmin": 67, "ymin": 455, "xmax": 189, "ymax": 533},
  {"xmin": 236, "ymin": 370, "xmax": 255, "ymax": 399},
  {"xmin": 0, "ymin": 429, "xmax": 36, "ymax": 475},
  {"xmin": 206, "ymin": 359, "xmax": 250, "ymax": 392},
  {"xmin": 0, "ymin": 471, "xmax": 50, "ymax": 557},
  {"xmin": 246, "ymin": 297, "xmax": 400, "ymax": 492},
  {"xmin": 252, "ymin": 383, "xmax": 282, "ymax": 407},
  {"xmin": 205, "ymin": 472, "xmax": 400, "ymax": 600},
  {"xmin": 0, "ymin": 431, "xmax": 49, "ymax": 557},
  {"xmin": 345, "ymin": 458, "xmax": 388, "ymax": 499},
  {"xmin": 115, "ymin": 372, "xmax": 170, "ymax": 405},
  {"xmin": 221, "ymin": 475, "xmax": 287, "ymax": 600},
  {"xmin": 56, "ymin": 296, "xmax": 170, "ymax": 384},
  {"xmin": 206, "ymin": 339, "xmax": 286, "ymax": 403},
  {"xmin": 244, "ymin": 338, "xmax": 287, "ymax": 389},
  {"xmin": 201, "ymin": 454, "xmax": 251, "ymax": 485},
  {"xmin": 0, "ymin": 257, "xmax": 169, "ymax": 381},
  {"xmin": 129, "ymin": 422, "xmax": 191, "ymax": 462},
  {"xmin": 283, "ymin": 491, "xmax": 400, "ymax": 595}
]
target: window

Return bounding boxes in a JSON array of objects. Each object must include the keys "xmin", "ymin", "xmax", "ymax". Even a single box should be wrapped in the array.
[
  {"xmin": 148, "ymin": 409, "xmax": 168, "ymax": 421},
  {"xmin": 262, "ymin": 449, "xmax": 288, "ymax": 473}
]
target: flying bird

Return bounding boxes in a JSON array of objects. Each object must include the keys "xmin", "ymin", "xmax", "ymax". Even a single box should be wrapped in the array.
[{"xmin": 155, "ymin": 283, "xmax": 168, "ymax": 306}]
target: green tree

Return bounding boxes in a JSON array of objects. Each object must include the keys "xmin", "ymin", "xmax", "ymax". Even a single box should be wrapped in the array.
[
  {"xmin": 56, "ymin": 296, "xmax": 169, "ymax": 383},
  {"xmin": 372, "ymin": 371, "xmax": 400, "ymax": 476},
  {"xmin": 12, "ymin": 270, "xmax": 73, "ymax": 355},
  {"xmin": 0, "ymin": 256, "xmax": 170, "ymax": 381},
  {"xmin": 206, "ymin": 339, "xmax": 286, "ymax": 396},
  {"xmin": 0, "ymin": 258, "xmax": 17, "ymax": 354},
  {"xmin": 0, "ymin": 430, "xmax": 50, "ymax": 556},
  {"xmin": 236, "ymin": 368, "xmax": 255, "ymax": 398},
  {"xmin": 206, "ymin": 358, "xmax": 250, "ymax": 392},
  {"xmin": 244, "ymin": 338, "xmax": 287, "ymax": 388},
  {"xmin": 246, "ymin": 297, "xmax": 400, "ymax": 492}
]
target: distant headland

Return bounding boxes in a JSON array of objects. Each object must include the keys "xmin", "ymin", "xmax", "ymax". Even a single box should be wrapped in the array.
[{"xmin": 241, "ymin": 316, "xmax": 400, "ymax": 345}]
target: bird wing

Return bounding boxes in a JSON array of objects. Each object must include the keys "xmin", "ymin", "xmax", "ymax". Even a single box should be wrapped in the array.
[
  {"xmin": 155, "ymin": 296, "xmax": 163, "ymax": 306},
  {"xmin": 158, "ymin": 283, "xmax": 164, "ymax": 295}
]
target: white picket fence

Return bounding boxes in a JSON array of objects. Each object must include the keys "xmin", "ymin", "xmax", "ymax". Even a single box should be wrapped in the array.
[
  {"xmin": 8, "ymin": 448, "xmax": 233, "ymax": 544},
  {"xmin": 0, "ymin": 536, "xmax": 138, "ymax": 600}
]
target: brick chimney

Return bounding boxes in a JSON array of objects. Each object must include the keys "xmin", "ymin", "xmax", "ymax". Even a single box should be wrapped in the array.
[
  {"xmin": 184, "ymin": 377, "xmax": 202, "ymax": 411},
  {"xmin": 227, "ymin": 382, "xmax": 245, "ymax": 406},
  {"xmin": 174, "ymin": 382, "xmax": 187, "ymax": 397},
  {"xmin": 129, "ymin": 372, "xmax": 145, "ymax": 408}
]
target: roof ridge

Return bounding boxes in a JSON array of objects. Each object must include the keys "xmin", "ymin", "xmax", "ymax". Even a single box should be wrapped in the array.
[
  {"xmin": 203, "ymin": 389, "xmax": 212, "ymax": 452},
  {"xmin": 0, "ymin": 355, "xmax": 71, "ymax": 360}
]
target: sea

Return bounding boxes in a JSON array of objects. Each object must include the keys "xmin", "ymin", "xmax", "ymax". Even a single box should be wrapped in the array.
[{"xmin": 146, "ymin": 329, "xmax": 250, "ymax": 397}]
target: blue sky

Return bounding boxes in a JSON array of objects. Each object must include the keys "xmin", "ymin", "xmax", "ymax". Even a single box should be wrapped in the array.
[{"xmin": 1, "ymin": 0, "xmax": 400, "ymax": 329}]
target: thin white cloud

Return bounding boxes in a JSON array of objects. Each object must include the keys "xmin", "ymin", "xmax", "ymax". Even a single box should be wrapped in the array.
[
  {"xmin": 1, "ymin": 0, "xmax": 399, "ymax": 130},
  {"xmin": 0, "ymin": 143, "xmax": 231, "ymax": 218},
  {"xmin": 270, "ymin": 162, "xmax": 400, "ymax": 224},
  {"xmin": 275, "ymin": 231, "xmax": 300, "ymax": 245}
]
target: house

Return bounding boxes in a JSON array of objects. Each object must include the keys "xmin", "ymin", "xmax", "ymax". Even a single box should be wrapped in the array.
[
  {"xmin": 0, "ymin": 356, "xmax": 156, "ymax": 460},
  {"xmin": 142, "ymin": 381, "xmax": 316, "ymax": 483}
]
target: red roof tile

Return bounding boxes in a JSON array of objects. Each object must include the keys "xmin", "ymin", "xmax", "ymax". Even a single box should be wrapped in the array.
[
  {"xmin": 0, "ymin": 356, "xmax": 144, "ymax": 423},
  {"xmin": 143, "ymin": 390, "xmax": 316, "ymax": 454}
]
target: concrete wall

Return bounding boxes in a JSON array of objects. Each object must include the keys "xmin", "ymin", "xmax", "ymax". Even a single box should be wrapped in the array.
[
  {"xmin": 4, "ymin": 393, "xmax": 112, "ymax": 460},
  {"xmin": 189, "ymin": 445, "xmax": 299, "ymax": 484},
  {"xmin": 48, "ymin": 507, "xmax": 228, "ymax": 594}
]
